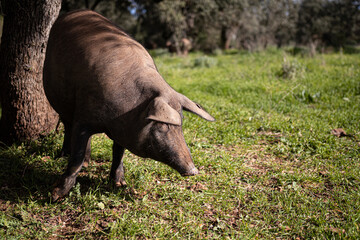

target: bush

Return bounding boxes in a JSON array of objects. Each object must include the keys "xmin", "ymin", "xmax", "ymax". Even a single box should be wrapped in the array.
[
  {"xmin": 342, "ymin": 45, "xmax": 360, "ymax": 54},
  {"xmin": 193, "ymin": 56, "xmax": 218, "ymax": 68},
  {"xmin": 286, "ymin": 46, "xmax": 310, "ymax": 56},
  {"xmin": 211, "ymin": 48, "xmax": 223, "ymax": 56},
  {"xmin": 148, "ymin": 48, "xmax": 170, "ymax": 57},
  {"xmin": 277, "ymin": 57, "xmax": 305, "ymax": 80}
]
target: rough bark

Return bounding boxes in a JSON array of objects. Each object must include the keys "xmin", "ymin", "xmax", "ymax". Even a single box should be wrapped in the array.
[{"xmin": 0, "ymin": 0, "xmax": 61, "ymax": 144}]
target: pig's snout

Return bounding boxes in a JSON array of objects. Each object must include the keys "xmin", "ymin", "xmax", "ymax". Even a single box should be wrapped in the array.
[{"xmin": 181, "ymin": 167, "xmax": 199, "ymax": 176}]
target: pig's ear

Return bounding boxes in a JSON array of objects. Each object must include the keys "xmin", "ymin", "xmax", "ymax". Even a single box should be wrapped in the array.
[
  {"xmin": 179, "ymin": 94, "xmax": 215, "ymax": 121},
  {"xmin": 146, "ymin": 97, "xmax": 182, "ymax": 126}
]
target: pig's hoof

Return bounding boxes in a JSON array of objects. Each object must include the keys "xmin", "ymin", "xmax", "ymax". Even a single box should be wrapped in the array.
[
  {"xmin": 52, "ymin": 185, "xmax": 73, "ymax": 202},
  {"xmin": 51, "ymin": 177, "xmax": 76, "ymax": 202},
  {"xmin": 110, "ymin": 171, "xmax": 127, "ymax": 187},
  {"xmin": 52, "ymin": 187, "xmax": 65, "ymax": 202},
  {"xmin": 114, "ymin": 179, "xmax": 127, "ymax": 188}
]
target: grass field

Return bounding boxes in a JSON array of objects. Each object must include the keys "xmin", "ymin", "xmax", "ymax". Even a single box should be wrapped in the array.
[{"xmin": 1, "ymin": 48, "xmax": 359, "ymax": 239}]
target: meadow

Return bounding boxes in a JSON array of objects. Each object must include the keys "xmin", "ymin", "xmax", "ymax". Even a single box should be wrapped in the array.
[{"xmin": 0, "ymin": 48, "xmax": 359, "ymax": 239}]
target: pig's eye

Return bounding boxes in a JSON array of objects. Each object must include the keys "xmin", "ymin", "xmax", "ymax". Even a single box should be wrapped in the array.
[{"xmin": 155, "ymin": 122, "xmax": 170, "ymax": 133}]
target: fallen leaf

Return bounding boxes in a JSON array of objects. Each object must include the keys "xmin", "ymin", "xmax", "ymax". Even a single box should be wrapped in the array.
[
  {"xmin": 331, "ymin": 128, "xmax": 347, "ymax": 137},
  {"xmin": 42, "ymin": 156, "xmax": 51, "ymax": 162},
  {"xmin": 284, "ymin": 226, "xmax": 291, "ymax": 231},
  {"xmin": 329, "ymin": 226, "xmax": 345, "ymax": 234},
  {"xmin": 187, "ymin": 183, "xmax": 208, "ymax": 192}
]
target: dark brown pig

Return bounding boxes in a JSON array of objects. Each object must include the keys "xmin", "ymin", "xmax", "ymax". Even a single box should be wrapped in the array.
[{"xmin": 43, "ymin": 10, "xmax": 215, "ymax": 201}]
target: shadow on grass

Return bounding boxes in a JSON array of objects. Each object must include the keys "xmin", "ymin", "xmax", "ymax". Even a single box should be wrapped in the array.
[
  {"xmin": 0, "ymin": 136, "xmax": 62, "ymax": 204},
  {"xmin": 0, "ymin": 134, "xmax": 135, "ymax": 204}
]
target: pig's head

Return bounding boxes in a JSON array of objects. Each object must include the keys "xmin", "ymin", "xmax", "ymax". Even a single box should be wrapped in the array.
[{"xmin": 136, "ymin": 94, "xmax": 215, "ymax": 176}]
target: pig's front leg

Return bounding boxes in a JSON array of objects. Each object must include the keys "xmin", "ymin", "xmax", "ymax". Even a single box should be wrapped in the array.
[
  {"xmin": 83, "ymin": 136, "xmax": 91, "ymax": 167},
  {"xmin": 59, "ymin": 120, "xmax": 72, "ymax": 157},
  {"xmin": 52, "ymin": 124, "xmax": 92, "ymax": 201},
  {"xmin": 110, "ymin": 142, "xmax": 126, "ymax": 187},
  {"xmin": 59, "ymin": 121, "xmax": 91, "ymax": 167}
]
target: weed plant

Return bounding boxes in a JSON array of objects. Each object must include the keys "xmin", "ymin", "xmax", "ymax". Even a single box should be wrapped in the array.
[
  {"xmin": 193, "ymin": 56, "xmax": 218, "ymax": 68},
  {"xmin": 0, "ymin": 49, "xmax": 359, "ymax": 239}
]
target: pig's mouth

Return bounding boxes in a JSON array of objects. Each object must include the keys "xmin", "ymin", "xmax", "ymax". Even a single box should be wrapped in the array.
[{"xmin": 180, "ymin": 167, "xmax": 199, "ymax": 176}]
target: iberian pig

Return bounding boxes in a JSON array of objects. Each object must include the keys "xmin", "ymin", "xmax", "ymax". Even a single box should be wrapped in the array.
[{"xmin": 43, "ymin": 10, "xmax": 215, "ymax": 201}]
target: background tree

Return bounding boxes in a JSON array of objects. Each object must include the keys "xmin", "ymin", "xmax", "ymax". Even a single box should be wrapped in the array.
[
  {"xmin": 236, "ymin": 1, "xmax": 261, "ymax": 51},
  {"xmin": 130, "ymin": 0, "xmax": 359, "ymax": 53},
  {"xmin": 125, "ymin": 0, "xmax": 167, "ymax": 49},
  {"xmin": 296, "ymin": 0, "xmax": 328, "ymax": 55},
  {"xmin": 157, "ymin": 0, "xmax": 187, "ymax": 54},
  {"xmin": 215, "ymin": 0, "xmax": 249, "ymax": 50},
  {"xmin": 183, "ymin": 0, "xmax": 218, "ymax": 51},
  {"xmin": 322, "ymin": 0, "xmax": 360, "ymax": 47},
  {"xmin": 61, "ymin": 0, "xmax": 135, "ymax": 31},
  {"xmin": 0, "ymin": 0, "xmax": 61, "ymax": 144},
  {"xmin": 257, "ymin": 0, "xmax": 299, "ymax": 48},
  {"xmin": 274, "ymin": 0, "xmax": 299, "ymax": 48}
]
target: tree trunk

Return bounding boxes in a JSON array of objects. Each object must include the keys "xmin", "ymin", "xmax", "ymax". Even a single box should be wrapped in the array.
[
  {"xmin": 309, "ymin": 39, "xmax": 318, "ymax": 57},
  {"xmin": 221, "ymin": 27, "xmax": 228, "ymax": 50},
  {"xmin": 221, "ymin": 26, "xmax": 236, "ymax": 50},
  {"xmin": 0, "ymin": 0, "xmax": 61, "ymax": 144}
]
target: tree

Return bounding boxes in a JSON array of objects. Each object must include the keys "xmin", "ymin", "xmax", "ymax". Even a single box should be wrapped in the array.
[
  {"xmin": 126, "ymin": 0, "xmax": 168, "ymax": 49},
  {"xmin": 157, "ymin": 0, "xmax": 187, "ymax": 54},
  {"xmin": 61, "ymin": 0, "xmax": 134, "ymax": 31},
  {"xmin": 257, "ymin": 0, "xmax": 299, "ymax": 48},
  {"xmin": 322, "ymin": 0, "xmax": 360, "ymax": 47},
  {"xmin": 0, "ymin": 0, "xmax": 61, "ymax": 144},
  {"xmin": 62, "ymin": 0, "xmax": 105, "ymax": 11},
  {"xmin": 55, "ymin": 0, "xmax": 360, "ymax": 52},
  {"xmin": 215, "ymin": 0, "xmax": 249, "ymax": 49},
  {"xmin": 296, "ymin": 0, "xmax": 328, "ymax": 56}
]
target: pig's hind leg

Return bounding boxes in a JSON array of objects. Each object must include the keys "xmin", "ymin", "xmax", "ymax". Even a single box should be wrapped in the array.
[
  {"xmin": 110, "ymin": 142, "xmax": 127, "ymax": 187},
  {"xmin": 52, "ymin": 123, "xmax": 92, "ymax": 201}
]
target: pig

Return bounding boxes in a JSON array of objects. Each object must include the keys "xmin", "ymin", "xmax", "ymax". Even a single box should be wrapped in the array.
[{"xmin": 43, "ymin": 10, "xmax": 215, "ymax": 201}]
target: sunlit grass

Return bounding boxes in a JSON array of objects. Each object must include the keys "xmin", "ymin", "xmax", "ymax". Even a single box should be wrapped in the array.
[{"xmin": 1, "ymin": 49, "xmax": 359, "ymax": 238}]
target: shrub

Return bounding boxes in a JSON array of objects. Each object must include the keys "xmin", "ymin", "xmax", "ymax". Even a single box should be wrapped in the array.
[
  {"xmin": 148, "ymin": 48, "xmax": 170, "ymax": 57},
  {"xmin": 193, "ymin": 56, "xmax": 218, "ymax": 68},
  {"xmin": 277, "ymin": 57, "xmax": 305, "ymax": 80}
]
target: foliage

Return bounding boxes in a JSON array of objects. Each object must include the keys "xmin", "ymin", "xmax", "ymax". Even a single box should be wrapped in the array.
[
  {"xmin": 277, "ymin": 56, "xmax": 305, "ymax": 80},
  {"xmin": 57, "ymin": 0, "xmax": 360, "ymax": 53},
  {"xmin": 296, "ymin": 0, "xmax": 327, "ymax": 45},
  {"xmin": 1, "ymin": 50, "xmax": 359, "ymax": 238},
  {"xmin": 296, "ymin": 0, "xmax": 360, "ymax": 52},
  {"xmin": 61, "ymin": 0, "xmax": 136, "ymax": 31},
  {"xmin": 156, "ymin": 0, "xmax": 186, "ymax": 52},
  {"xmin": 193, "ymin": 56, "xmax": 218, "ymax": 68}
]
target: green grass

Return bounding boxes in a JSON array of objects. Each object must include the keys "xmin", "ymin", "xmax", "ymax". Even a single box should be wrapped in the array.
[{"xmin": 1, "ymin": 49, "xmax": 359, "ymax": 239}]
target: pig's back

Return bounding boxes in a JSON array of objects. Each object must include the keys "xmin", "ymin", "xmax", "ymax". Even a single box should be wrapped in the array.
[{"xmin": 43, "ymin": 10, "xmax": 155, "ymax": 124}]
